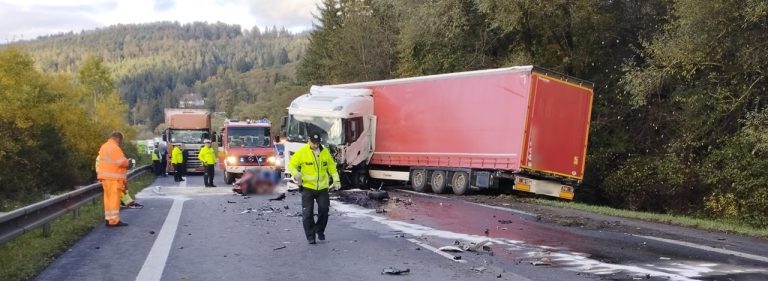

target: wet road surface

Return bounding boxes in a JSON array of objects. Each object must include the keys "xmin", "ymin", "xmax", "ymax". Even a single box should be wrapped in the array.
[{"xmin": 33, "ymin": 168, "xmax": 768, "ymax": 281}]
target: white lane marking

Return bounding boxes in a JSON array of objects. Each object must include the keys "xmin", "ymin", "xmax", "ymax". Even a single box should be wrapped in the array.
[
  {"xmin": 406, "ymin": 238, "xmax": 467, "ymax": 264},
  {"xmin": 398, "ymin": 190, "xmax": 537, "ymax": 217},
  {"xmin": 635, "ymin": 235, "xmax": 768, "ymax": 263},
  {"xmin": 135, "ymin": 198, "xmax": 186, "ymax": 281}
]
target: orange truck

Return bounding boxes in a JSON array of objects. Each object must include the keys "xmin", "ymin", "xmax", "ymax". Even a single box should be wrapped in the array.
[
  {"xmin": 217, "ymin": 119, "xmax": 279, "ymax": 184},
  {"xmin": 162, "ymin": 108, "xmax": 212, "ymax": 174}
]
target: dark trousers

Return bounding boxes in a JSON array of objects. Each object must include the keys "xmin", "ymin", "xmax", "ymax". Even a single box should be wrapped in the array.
[
  {"xmin": 160, "ymin": 158, "xmax": 167, "ymax": 176},
  {"xmin": 174, "ymin": 163, "xmax": 184, "ymax": 181},
  {"xmin": 203, "ymin": 164, "xmax": 215, "ymax": 186},
  {"xmin": 301, "ymin": 187, "xmax": 330, "ymax": 240},
  {"xmin": 152, "ymin": 160, "xmax": 162, "ymax": 176}
]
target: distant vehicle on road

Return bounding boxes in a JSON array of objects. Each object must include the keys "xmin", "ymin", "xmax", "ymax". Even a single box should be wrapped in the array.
[
  {"xmin": 282, "ymin": 66, "xmax": 594, "ymax": 199},
  {"xmin": 163, "ymin": 108, "xmax": 212, "ymax": 174},
  {"xmin": 217, "ymin": 118, "xmax": 278, "ymax": 184}
]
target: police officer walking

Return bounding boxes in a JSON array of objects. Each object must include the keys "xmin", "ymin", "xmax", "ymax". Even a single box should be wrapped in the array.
[
  {"xmin": 151, "ymin": 143, "xmax": 162, "ymax": 176},
  {"xmin": 287, "ymin": 134, "xmax": 340, "ymax": 244}
]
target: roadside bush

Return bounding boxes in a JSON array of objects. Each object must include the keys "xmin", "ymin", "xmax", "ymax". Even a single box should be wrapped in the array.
[
  {"xmin": 700, "ymin": 110, "xmax": 768, "ymax": 227},
  {"xmin": 602, "ymin": 155, "xmax": 702, "ymax": 214}
]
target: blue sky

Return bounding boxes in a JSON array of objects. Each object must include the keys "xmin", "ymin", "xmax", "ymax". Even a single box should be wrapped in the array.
[{"xmin": 0, "ymin": 0, "xmax": 320, "ymax": 42}]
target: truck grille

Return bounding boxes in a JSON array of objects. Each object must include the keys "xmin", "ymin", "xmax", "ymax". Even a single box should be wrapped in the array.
[
  {"xmin": 187, "ymin": 149, "xmax": 202, "ymax": 167},
  {"xmin": 240, "ymin": 155, "xmax": 267, "ymax": 165}
]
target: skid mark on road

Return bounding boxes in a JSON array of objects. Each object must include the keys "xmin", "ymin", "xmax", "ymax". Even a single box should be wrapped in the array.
[
  {"xmin": 332, "ymin": 201, "xmax": 766, "ymax": 281},
  {"xmin": 135, "ymin": 198, "xmax": 187, "ymax": 281}
]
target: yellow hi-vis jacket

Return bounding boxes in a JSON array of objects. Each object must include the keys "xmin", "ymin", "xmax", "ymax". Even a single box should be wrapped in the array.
[
  {"xmin": 151, "ymin": 148, "xmax": 160, "ymax": 161},
  {"xmin": 171, "ymin": 146, "xmax": 183, "ymax": 164},
  {"xmin": 198, "ymin": 146, "xmax": 216, "ymax": 165},
  {"xmin": 288, "ymin": 144, "xmax": 340, "ymax": 190}
]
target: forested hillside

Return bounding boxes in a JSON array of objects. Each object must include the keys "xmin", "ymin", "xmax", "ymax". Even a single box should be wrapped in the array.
[
  {"xmin": 299, "ymin": 0, "xmax": 768, "ymax": 226},
  {"xmin": 16, "ymin": 21, "xmax": 309, "ymax": 134}
]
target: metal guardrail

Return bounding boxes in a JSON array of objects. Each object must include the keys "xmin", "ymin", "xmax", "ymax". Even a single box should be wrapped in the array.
[{"xmin": 0, "ymin": 165, "xmax": 152, "ymax": 245}]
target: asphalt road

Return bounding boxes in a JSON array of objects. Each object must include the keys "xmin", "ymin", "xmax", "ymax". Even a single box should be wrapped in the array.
[{"xmin": 34, "ymin": 168, "xmax": 768, "ymax": 281}]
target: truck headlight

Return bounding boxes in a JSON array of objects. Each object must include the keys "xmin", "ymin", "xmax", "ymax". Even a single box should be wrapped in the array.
[
  {"xmin": 267, "ymin": 156, "xmax": 276, "ymax": 164},
  {"xmin": 226, "ymin": 156, "xmax": 238, "ymax": 165}
]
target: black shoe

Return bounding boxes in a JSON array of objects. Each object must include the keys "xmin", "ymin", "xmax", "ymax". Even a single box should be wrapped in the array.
[
  {"xmin": 179, "ymin": 179, "xmax": 185, "ymax": 182},
  {"xmin": 318, "ymin": 233, "xmax": 325, "ymax": 241},
  {"xmin": 107, "ymin": 221, "xmax": 129, "ymax": 227},
  {"xmin": 308, "ymin": 237, "xmax": 317, "ymax": 244},
  {"xmin": 210, "ymin": 184, "xmax": 217, "ymax": 187}
]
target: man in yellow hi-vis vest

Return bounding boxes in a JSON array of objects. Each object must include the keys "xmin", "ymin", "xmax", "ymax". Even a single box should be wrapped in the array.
[
  {"xmin": 288, "ymin": 134, "xmax": 340, "ymax": 244},
  {"xmin": 151, "ymin": 143, "xmax": 162, "ymax": 176},
  {"xmin": 171, "ymin": 143, "xmax": 184, "ymax": 182},
  {"xmin": 198, "ymin": 139, "xmax": 216, "ymax": 187}
]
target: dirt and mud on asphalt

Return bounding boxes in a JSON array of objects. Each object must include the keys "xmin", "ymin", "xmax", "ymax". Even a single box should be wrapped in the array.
[{"xmin": 334, "ymin": 188, "xmax": 768, "ymax": 281}]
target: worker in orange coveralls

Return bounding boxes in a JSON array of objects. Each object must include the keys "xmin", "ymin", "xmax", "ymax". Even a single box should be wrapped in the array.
[{"xmin": 96, "ymin": 131, "xmax": 131, "ymax": 227}]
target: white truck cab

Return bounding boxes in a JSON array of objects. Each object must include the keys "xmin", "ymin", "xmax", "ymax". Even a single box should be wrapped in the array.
[{"xmin": 283, "ymin": 86, "xmax": 376, "ymax": 187}]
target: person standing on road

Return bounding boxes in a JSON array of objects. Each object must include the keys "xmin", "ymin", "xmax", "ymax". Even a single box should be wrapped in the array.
[
  {"xmin": 288, "ymin": 134, "xmax": 341, "ymax": 244},
  {"xmin": 160, "ymin": 141, "xmax": 168, "ymax": 177},
  {"xmin": 96, "ymin": 131, "xmax": 131, "ymax": 227},
  {"xmin": 151, "ymin": 143, "xmax": 162, "ymax": 176},
  {"xmin": 198, "ymin": 139, "xmax": 217, "ymax": 187},
  {"xmin": 171, "ymin": 143, "xmax": 184, "ymax": 182}
]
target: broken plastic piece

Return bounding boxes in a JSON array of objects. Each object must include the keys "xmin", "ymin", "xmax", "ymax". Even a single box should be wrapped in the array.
[
  {"xmin": 381, "ymin": 267, "xmax": 410, "ymax": 275},
  {"xmin": 269, "ymin": 193, "xmax": 286, "ymax": 201},
  {"xmin": 439, "ymin": 246, "xmax": 464, "ymax": 252}
]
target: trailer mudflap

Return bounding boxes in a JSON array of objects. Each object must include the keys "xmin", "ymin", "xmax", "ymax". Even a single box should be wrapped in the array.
[{"xmin": 514, "ymin": 176, "xmax": 574, "ymax": 200}]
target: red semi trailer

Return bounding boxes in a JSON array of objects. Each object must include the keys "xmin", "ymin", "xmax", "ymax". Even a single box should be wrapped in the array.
[{"xmin": 283, "ymin": 66, "xmax": 593, "ymax": 199}]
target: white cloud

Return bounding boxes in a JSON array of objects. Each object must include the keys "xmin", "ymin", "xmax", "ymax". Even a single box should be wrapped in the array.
[{"xmin": 0, "ymin": 0, "xmax": 319, "ymax": 41}]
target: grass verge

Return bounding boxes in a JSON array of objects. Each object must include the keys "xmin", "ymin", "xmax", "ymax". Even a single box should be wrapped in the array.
[
  {"xmin": 0, "ymin": 173, "xmax": 156, "ymax": 281},
  {"xmin": 532, "ymin": 199, "xmax": 768, "ymax": 239}
]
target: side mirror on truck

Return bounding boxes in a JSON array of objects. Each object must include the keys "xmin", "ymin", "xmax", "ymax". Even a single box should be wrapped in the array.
[{"xmin": 279, "ymin": 116, "xmax": 288, "ymax": 134}]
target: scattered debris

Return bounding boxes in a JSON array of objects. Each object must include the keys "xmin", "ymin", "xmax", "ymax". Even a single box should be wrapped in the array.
[
  {"xmin": 239, "ymin": 208, "xmax": 254, "ymax": 214},
  {"xmin": 286, "ymin": 212, "xmax": 302, "ymax": 217},
  {"xmin": 453, "ymin": 255, "xmax": 462, "ymax": 260},
  {"xmin": 717, "ymin": 237, "xmax": 726, "ymax": 241},
  {"xmin": 532, "ymin": 260, "xmax": 552, "ymax": 266},
  {"xmin": 375, "ymin": 208, "xmax": 387, "ymax": 213},
  {"xmin": 149, "ymin": 231, "xmax": 156, "ymax": 235},
  {"xmin": 269, "ymin": 193, "xmax": 286, "ymax": 201},
  {"xmin": 498, "ymin": 220, "xmax": 513, "ymax": 224},
  {"xmin": 243, "ymin": 196, "xmax": 251, "ymax": 199},
  {"xmin": 659, "ymin": 257, "xmax": 671, "ymax": 260},
  {"xmin": 497, "ymin": 274, "xmax": 502, "ymax": 278},
  {"xmin": 484, "ymin": 228, "xmax": 490, "ymax": 236},
  {"xmin": 179, "ymin": 246, "xmax": 184, "ymax": 250},
  {"xmin": 450, "ymin": 240, "xmax": 492, "ymax": 253},
  {"xmin": 471, "ymin": 266, "xmax": 486, "ymax": 273},
  {"xmin": 439, "ymin": 246, "xmax": 464, "ymax": 253},
  {"xmin": 284, "ymin": 205, "xmax": 290, "ymax": 210},
  {"xmin": 415, "ymin": 247, "xmax": 421, "ymax": 251},
  {"xmin": 273, "ymin": 246, "xmax": 287, "ymax": 251},
  {"xmin": 95, "ymin": 246, "xmax": 100, "ymax": 250},
  {"xmin": 227, "ymin": 200, "xmax": 236, "ymax": 204},
  {"xmin": 381, "ymin": 267, "xmax": 410, "ymax": 275}
]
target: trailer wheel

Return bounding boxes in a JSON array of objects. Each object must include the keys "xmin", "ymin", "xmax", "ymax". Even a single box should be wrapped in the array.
[
  {"xmin": 411, "ymin": 170, "xmax": 428, "ymax": 192},
  {"xmin": 452, "ymin": 172, "xmax": 470, "ymax": 195},
  {"xmin": 354, "ymin": 170, "xmax": 369, "ymax": 189},
  {"xmin": 431, "ymin": 171, "xmax": 447, "ymax": 194},
  {"xmin": 225, "ymin": 172, "xmax": 235, "ymax": 184}
]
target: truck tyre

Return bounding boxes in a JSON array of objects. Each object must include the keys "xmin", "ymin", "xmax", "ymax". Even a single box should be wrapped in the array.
[
  {"xmin": 411, "ymin": 170, "xmax": 428, "ymax": 192},
  {"xmin": 225, "ymin": 172, "xmax": 235, "ymax": 184},
  {"xmin": 452, "ymin": 171, "xmax": 470, "ymax": 195},
  {"xmin": 431, "ymin": 171, "xmax": 447, "ymax": 194}
]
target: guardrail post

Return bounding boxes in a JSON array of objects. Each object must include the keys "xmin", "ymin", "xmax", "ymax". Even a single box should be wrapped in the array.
[
  {"xmin": 73, "ymin": 208, "xmax": 80, "ymax": 219},
  {"xmin": 42, "ymin": 222, "xmax": 51, "ymax": 237}
]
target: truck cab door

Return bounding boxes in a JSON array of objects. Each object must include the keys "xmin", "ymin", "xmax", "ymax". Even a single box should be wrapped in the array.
[{"xmin": 342, "ymin": 116, "xmax": 374, "ymax": 168}]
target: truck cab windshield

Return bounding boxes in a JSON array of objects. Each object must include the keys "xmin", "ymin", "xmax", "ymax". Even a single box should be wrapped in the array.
[
  {"xmin": 227, "ymin": 127, "xmax": 271, "ymax": 148},
  {"xmin": 170, "ymin": 130, "xmax": 208, "ymax": 144},
  {"xmin": 287, "ymin": 115, "xmax": 343, "ymax": 145}
]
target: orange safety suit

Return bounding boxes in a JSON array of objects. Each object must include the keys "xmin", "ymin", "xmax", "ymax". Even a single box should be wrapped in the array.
[{"xmin": 96, "ymin": 139, "xmax": 128, "ymax": 225}]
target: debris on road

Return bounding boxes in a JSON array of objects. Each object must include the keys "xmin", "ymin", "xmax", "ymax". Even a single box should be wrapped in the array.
[
  {"xmin": 239, "ymin": 208, "xmax": 254, "ymax": 214},
  {"xmin": 659, "ymin": 257, "xmax": 671, "ymax": 260},
  {"xmin": 283, "ymin": 205, "xmax": 290, "ymax": 210},
  {"xmin": 286, "ymin": 212, "xmax": 302, "ymax": 217},
  {"xmin": 367, "ymin": 190, "xmax": 389, "ymax": 200},
  {"xmin": 376, "ymin": 208, "xmax": 386, "ymax": 213},
  {"xmin": 498, "ymin": 220, "xmax": 513, "ymax": 224},
  {"xmin": 439, "ymin": 246, "xmax": 464, "ymax": 253},
  {"xmin": 269, "ymin": 193, "xmax": 286, "ymax": 201},
  {"xmin": 149, "ymin": 231, "xmax": 156, "ymax": 235},
  {"xmin": 227, "ymin": 200, "xmax": 236, "ymax": 203},
  {"xmin": 453, "ymin": 255, "xmax": 462, "ymax": 261},
  {"xmin": 471, "ymin": 266, "xmax": 486, "ymax": 273},
  {"xmin": 497, "ymin": 274, "xmax": 502, "ymax": 278},
  {"xmin": 531, "ymin": 260, "xmax": 552, "ymax": 266},
  {"xmin": 273, "ymin": 246, "xmax": 287, "ymax": 251},
  {"xmin": 381, "ymin": 267, "xmax": 410, "ymax": 275}
]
